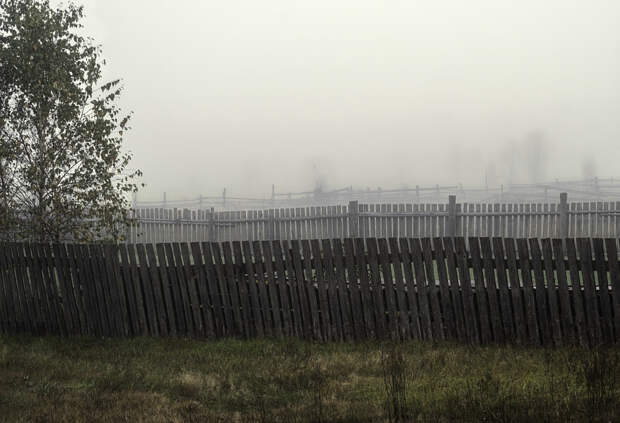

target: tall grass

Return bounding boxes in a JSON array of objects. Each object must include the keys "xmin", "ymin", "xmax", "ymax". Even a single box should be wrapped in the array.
[{"xmin": 0, "ymin": 335, "xmax": 619, "ymax": 422}]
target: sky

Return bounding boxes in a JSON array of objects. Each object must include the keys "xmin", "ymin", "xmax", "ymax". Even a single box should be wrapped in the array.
[{"xmin": 62, "ymin": 0, "xmax": 620, "ymax": 201}]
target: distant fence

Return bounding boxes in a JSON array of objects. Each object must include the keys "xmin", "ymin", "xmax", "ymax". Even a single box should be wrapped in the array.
[
  {"xmin": 127, "ymin": 193, "xmax": 620, "ymax": 243},
  {"xmin": 1, "ymin": 237, "xmax": 619, "ymax": 347}
]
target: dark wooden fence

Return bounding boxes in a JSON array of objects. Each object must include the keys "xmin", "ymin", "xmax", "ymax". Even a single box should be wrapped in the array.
[{"xmin": 1, "ymin": 237, "xmax": 619, "ymax": 347}]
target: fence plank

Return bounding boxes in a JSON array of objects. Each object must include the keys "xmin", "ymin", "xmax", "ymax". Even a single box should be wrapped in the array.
[
  {"xmin": 261, "ymin": 241, "xmax": 283, "ymax": 338},
  {"xmin": 321, "ymin": 239, "xmax": 343, "ymax": 341},
  {"xmin": 272, "ymin": 240, "xmax": 293, "ymax": 337},
  {"xmin": 170, "ymin": 243, "xmax": 195, "ymax": 335},
  {"xmin": 301, "ymin": 240, "xmax": 322, "ymax": 340},
  {"xmin": 469, "ymin": 237, "xmax": 491, "ymax": 344},
  {"xmin": 290, "ymin": 240, "xmax": 312, "ymax": 338},
  {"xmin": 504, "ymin": 239, "xmax": 526, "ymax": 345},
  {"xmin": 333, "ymin": 238, "xmax": 353, "ymax": 340},
  {"xmin": 565, "ymin": 238, "xmax": 588, "ymax": 346},
  {"xmin": 222, "ymin": 242, "xmax": 245, "ymax": 337},
  {"xmin": 455, "ymin": 237, "xmax": 479, "ymax": 344},
  {"xmin": 549, "ymin": 239, "xmax": 574, "ymax": 343},
  {"xmin": 539, "ymin": 239, "xmax": 562, "ymax": 346},
  {"xmin": 480, "ymin": 237, "xmax": 504, "ymax": 343},
  {"xmin": 605, "ymin": 238, "xmax": 620, "ymax": 342},
  {"xmin": 161, "ymin": 244, "xmax": 186, "ymax": 335},
  {"xmin": 399, "ymin": 238, "xmax": 422, "ymax": 340},
  {"xmin": 389, "ymin": 238, "xmax": 411, "ymax": 340},
  {"xmin": 241, "ymin": 241, "xmax": 264, "ymax": 337},
  {"xmin": 155, "ymin": 244, "xmax": 177, "ymax": 336},
  {"xmin": 592, "ymin": 238, "xmax": 613, "ymax": 343},
  {"xmin": 443, "ymin": 237, "xmax": 467, "ymax": 342},
  {"xmin": 311, "ymin": 239, "xmax": 332, "ymax": 340},
  {"xmin": 577, "ymin": 238, "xmax": 602, "ymax": 347},
  {"xmin": 410, "ymin": 238, "xmax": 433, "ymax": 340},
  {"xmin": 421, "ymin": 238, "xmax": 445, "ymax": 340},
  {"xmin": 528, "ymin": 239, "xmax": 553, "ymax": 345},
  {"xmin": 378, "ymin": 238, "xmax": 399, "ymax": 339}
]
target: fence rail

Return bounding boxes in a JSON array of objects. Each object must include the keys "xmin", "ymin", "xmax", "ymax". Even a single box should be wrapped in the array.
[
  {"xmin": 127, "ymin": 193, "xmax": 620, "ymax": 243},
  {"xmin": 1, "ymin": 237, "xmax": 619, "ymax": 347}
]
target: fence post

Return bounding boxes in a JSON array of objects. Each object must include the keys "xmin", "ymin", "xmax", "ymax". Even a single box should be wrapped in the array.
[
  {"xmin": 447, "ymin": 195, "xmax": 457, "ymax": 237},
  {"xmin": 559, "ymin": 192, "xmax": 569, "ymax": 239},
  {"xmin": 348, "ymin": 200, "xmax": 359, "ymax": 237},
  {"xmin": 208, "ymin": 207, "xmax": 216, "ymax": 242}
]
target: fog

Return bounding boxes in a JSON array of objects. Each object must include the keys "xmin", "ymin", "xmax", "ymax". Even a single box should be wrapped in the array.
[{"xmin": 68, "ymin": 0, "xmax": 619, "ymax": 201}]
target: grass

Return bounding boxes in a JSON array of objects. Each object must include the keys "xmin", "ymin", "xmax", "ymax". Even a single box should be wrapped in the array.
[{"xmin": 0, "ymin": 336, "xmax": 619, "ymax": 422}]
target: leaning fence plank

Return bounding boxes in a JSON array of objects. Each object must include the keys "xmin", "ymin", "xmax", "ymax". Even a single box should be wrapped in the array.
[
  {"xmin": 565, "ymin": 238, "xmax": 588, "ymax": 346},
  {"xmin": 290, "ymin": 240, "xmax": 312, "ymax": 339},
  {"xmin": 516, "ymin": 238, "xmax": 541, "ymax": 346},
  {"xmin": 399, "ymin": 238, "xmax": 422, "ymax": 340},
  {"xmin": 604, "ymin": 238, "xmax": 620, "ymax": 342},
  {"xmin": 433, "ymin": 237, "xmax": 456, "ymax": 340},
  {"xmin": 281, "ymin": 240, "xmax": 303, "ymax": 337},
  {"xmin": 135, "ymin": 243, "xmax": 158, "ymax": 336},
  {"xmin": 469, "ymin": 238, "xmax": 491, "ymax": 344},
  {"xmin": 241, "ymin": 241, "xmax": 265, "ymax": 338},
  {"xmin": 480, "ymin": 238, "xmax": 504, "ymax": 343},
  {"xmin": 538, "ymin": 239, "xmax": 561, "ymax": 345},
  {"xmin": 144, "ymin": 243, "xmax": 169, "ymax": 336},
  {"xmin": 421, "ymin": 238, "xmax": 445, "ymax": 340},
  {"xmin": 273, "ymin": 241, "xmax": 293, "ymax": 337},
  {"xmin": 301, "ymin": 240, "xmax": 321, "ymax": 340},
  {"xmin": 443, "ymin": 237, "xmax": 467, "ymax": 342},
  {"xmin": 344, "ymin": 238, "xmax": 365, "ymax": 339},
  {"xmin": 592, "ymin": 238, "xmax": 613, "ymax": 343},
  {"xmin": 171, "ymin": 243, "xmax": 195, "ymax": 335},
  {"xmin": 261, "ymin": 241, "xmax": 283, "ymax": 338},
  {"xmin": 212, "ymin": 242, "xmax": 237, "ymax": 336},
  {"xmin": 231, "ymin": 241, "xmax": 251, "ymax": 338},
  {"xmin": 378, "ymin": 238, "xmax": 399, "ymax": 339},
  {"xmin": 528, "ymin": 239, "xmax": 552, "ymax": 345},
  {"xmin": 577, "ymin": 238, "xmax": 602, "ymax": 347},
  {"xmin": 389, "ymin": 238, "xmax": 411, "ymax": 340},
  {"xmin": 504, "ymin": 239, "xmax": 527, "ymax": 345},
  {"xmin": 454, "ymin": 237, "xmax": 479, "ymax": 344},
  {"xmin": 410, "ymin": 238, "xmax": 433, "ymax": 340},
  {"xmin": 366, "ymin": 238, "xmax": 387, "ymax": 339},
  {"xmin": 222, "ymin": 242, "xmax": 245, "ymax": 337},
  {"xmin": 332, "ymin": 238, "xmax": 353, "ymax": 340},
  {"xmin": 154, "ymin": 244, "xmax": 178, "ymax": 336},
  {"xmin": 163, "ymin": 244, "xmax": 188, "ymax": 335},
  {"xmin": 311, "ymin": 239, "xmax": 332, "ymax": 340},
  {"xmin": 549, "ymin": 239, "xmax": 574, "ymax": 343}
]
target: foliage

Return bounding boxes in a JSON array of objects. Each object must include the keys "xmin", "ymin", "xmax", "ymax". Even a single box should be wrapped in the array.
[{"xmin": 0, "ymin": 0, "xmax": 141, "ymax": 242}]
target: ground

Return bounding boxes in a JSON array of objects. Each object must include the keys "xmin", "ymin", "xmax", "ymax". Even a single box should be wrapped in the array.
[{"xmin": 0, "ymin": 335, "xmax": 619, "ymax": 422}]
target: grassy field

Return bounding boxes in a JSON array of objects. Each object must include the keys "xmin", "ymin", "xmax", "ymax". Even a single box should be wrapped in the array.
[{"xmin": 0, "ymin": 336, "xmax": 619, "ymax": 422}]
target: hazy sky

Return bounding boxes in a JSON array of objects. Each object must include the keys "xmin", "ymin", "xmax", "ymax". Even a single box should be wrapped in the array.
[{"xmin": 65, "ymin": 0, "xmax": 619, "ymax": 201}]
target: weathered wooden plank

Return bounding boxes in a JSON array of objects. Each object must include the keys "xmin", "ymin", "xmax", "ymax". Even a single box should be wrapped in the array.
[
  {"xmin": 332, "ymin": 238, "xmax": 353, "ymax": 340},
  {"xmin": 212, "ymin": 242, "xmax": 238, "ymax": 336},
  {"xmin": 432, "ymin": 237, "xmax": 456, "ymax": 339},
  {"xmin": 539, "ymin": 239, "xmax": 561, "ymax": 345},
  {"xmin": 241, "ymin": 241, "xmax": 265, "ymax": 337},
  {"xmin": 592, "ymin": 238, "xmax": 613, "ymax": 343},
  {"xmin": 513, "ymin": 239, "xmax": 539, "ymax": 346},
  {"xmin": 272, "ymin": 240, "xmax": 293, "ymax": 337},
  {"xmin": 421, "ymin": 238, "xmax": 445, "ymax": 340},
  {"xmin": 454, "ymin": 237, "xmax": 479, "ymax": 344},
  {"xmin": 377, "ymin": 238, "xmax": 399, "ymax": 339},
  {"xmin": 281, "ymin": 240, "xmax": 302, "ymax": 337},
  {"xmin": 89, "ymin": 244, "xmax": 113, "ymax": 336},
  {"xmin": 389, "ymin": 238, "xmax": 411, "ymax": 340},
  {"xmin": 504, "ymin": 239, "xmax": 527, "ymax": 344},
  {"xmin": 565, "ymin": 238, "xmax": 588, "ymax": 346},
  {"xmin": 290, "ymin": 239, "xmax": 312, "ymax": 338},
  {"xmin": 154, "ymin": 244, "xmax": 177, "ymax": 336},
  {"xmin": 409, "ymin": 238, "xmax": 433, "ymax": 340},
  {"xmin": 171, "ymin": 243, "xmax": 195, "ymax": 335},
  {"xmin": 144, "ymin": 243, "xmax": 169, "ymax": 336},
  {"xmin": 230, "ymin": 241, "xmax": 249, "ymax": 338},
  {"xmin": 163, "ymin": 243, "xmax": 188, "ymax": 335},
  {"xmin": 105, "ymin": 244, "xmax": 131, "ymax": 337},
  {"xmin": 117, "ymin": 244, "xmax": 139, "ymax": 336},
  {"xmin": 549, "ymin": 239, "xmax": 574, "ymax": 343},
  {"xmin": 366, "ymin": 238, "xmax": 387, "ymax": 339},
  {"xmin": 528, "ymin": 239, "xmax": 552, "ymax": 345},
  {"xmin": 261, "ymin": 241, "xmax": 283, "ymax": 337},
  {"xmin": 191, "ymin": 241, "xmax": 214, "ymax": 338},
  {"xmin": 76, "ymin": 244, "xmax": 101, "ymax": 336},
  {"xmin": 311, "ymin": 239, "xmax": 332, "ymax": 340},
  {"xmin": 577, "ymin": 238, "xmax": 602, "ymax": 347},
  {"xmin": 479, "ymin": 237, "xmax": 504, "ymax": 343},
  {"xmin": 11, "ymin": 244, "xmax": 34, "ymax": 333},
  {"xmin": 443, "ymin": 237, "xmax": 467, "ymax": 342},
  {"xmin": 135, "ymin": 244, "xmax": 158, "ymax": 336},
  {"xmin": 344, "ymin": 238, "xmax": 365, "ymax": 339},
  {"xmin": 604, "ymin": 238, "xmax": 620, "ymax": 342},
  {"xmin": 469, "ymin": 237, "xmax": 491, "ymax": 344},
  {"xmin": 222, "ymin": 242, "xmax": 245, "ymax": 336},
  {"xmin": 300, "ymin": 240, "xmax": 321, "ymax": 340}
]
